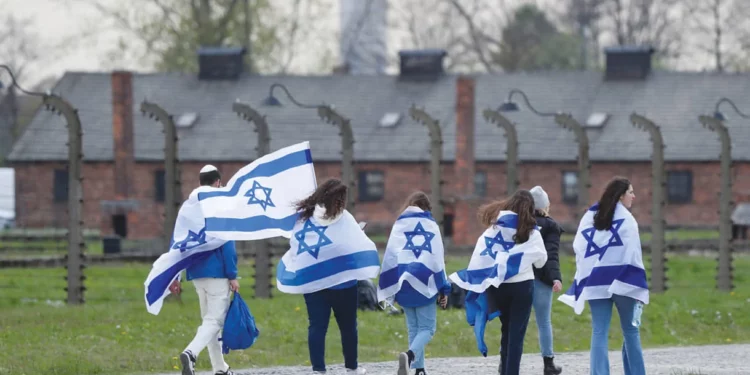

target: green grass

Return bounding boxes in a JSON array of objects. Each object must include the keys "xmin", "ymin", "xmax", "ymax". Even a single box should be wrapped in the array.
[{"xmin": 1, "ymin": 254, "xmax": 749, "ymax": 375}]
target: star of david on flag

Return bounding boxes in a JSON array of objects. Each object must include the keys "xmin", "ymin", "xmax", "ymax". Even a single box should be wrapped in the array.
[
  {"xmin": 244, "ymin": 181, "xmax": 275, "ymax": 211},
  {"xmin": 403, "ymin": 222, "xmax": 435, "ymax": 258},
  {"xmin": 581, "ymin": 218, "xmax": 625, "ymax": 260},
  {"xmin": 480, "ymin": 230, "xmax": 516, "ymax": 260},
  {"xmin": 171, "ymin": 228, "xmax": 208, "ymax": 252},
  {"xmin": 295, "ymin": 220, "xmax": 333, "ymax": 259}
]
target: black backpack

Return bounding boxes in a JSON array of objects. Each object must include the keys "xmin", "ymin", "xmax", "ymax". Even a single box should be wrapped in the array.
[{"xmin": 357, "ymin": 280, "xmax": 379, "ymax": 311}]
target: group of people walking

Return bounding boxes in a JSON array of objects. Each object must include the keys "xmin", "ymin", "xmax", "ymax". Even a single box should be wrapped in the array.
[{"xmin": 174, "ymin": 166, "xmax": 649, "ymax": 375}]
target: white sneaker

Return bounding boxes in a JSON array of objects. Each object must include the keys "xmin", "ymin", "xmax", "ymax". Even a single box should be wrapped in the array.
[{"xmin": 346, "ymin": 367, "xmax": 367, "ymax": 374}]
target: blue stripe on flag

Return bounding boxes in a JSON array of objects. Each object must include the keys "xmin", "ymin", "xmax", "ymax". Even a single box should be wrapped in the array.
[
  {"xmin": 378, "ymin": 263, "xmax": 442, "ymax": 289},
  {"xmin": 454, "ymin": 252, "xmax": 525, "ymax": 285},
  {"xmin": 205, "ymin": 213, "xmax": 300, "ymax": 232},
  {"xmin": 397, "ymin": 212, "xmax": 436, "ymax": 222},
  {"xmin": 496, "ymin": 214, "xmax": 518, "ymax": 229},
  {"xmin": 197, "ymin": 149, "xmax": 313, "ymax": 201},
  {"xmin": 567, "ymin": 264, "xmax": 648, "ymax": 299},
  {"xmin": 146, "ymin": 251, "xmax": 214, "ymax": 305},
  {"xmin": 277, "ymin": 251, "xmax": 380, "ymax": 287}
]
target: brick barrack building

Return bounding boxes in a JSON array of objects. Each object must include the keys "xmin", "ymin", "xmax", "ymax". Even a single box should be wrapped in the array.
[{"xmin": 8, "ymin": 47, "xmax": 750, "ymax": 247}]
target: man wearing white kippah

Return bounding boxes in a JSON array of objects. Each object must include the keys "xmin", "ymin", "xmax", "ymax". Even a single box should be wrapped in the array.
[
  {"xmin": 172, "ymin": 165, "xmax": 239, "ymax": 375},
  {"xmin": 529, "ymin": 186, "xmax": 564, "ymax": 375}
]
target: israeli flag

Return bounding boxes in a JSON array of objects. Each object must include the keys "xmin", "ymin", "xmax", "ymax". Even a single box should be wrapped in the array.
[
  {"xmin": 377, "ymin": 207, "xmax": 448, "ymax": 304},
  {"xmin": 276, "ymin": 210, "xmax": 381, "ymax": 294},
  {"xmin": 144, "ymin": 186, "xmax": 229, "ymax": 315},
  {"xmin": 558, "ymin": 202, "xmax": 649, "ymax": 314},
  {"xmin": 198, "ymin": 141, "xmax": 317, "ymax": 240},
  {"xmin": 448, "ymin": 210, "xmax": 548, "ymax": 293}
]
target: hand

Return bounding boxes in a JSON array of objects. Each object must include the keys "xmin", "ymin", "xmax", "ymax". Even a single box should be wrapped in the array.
[
  {"xmin": 552, "ymin": 280, "xmax": 563, "ymax": 293},
  {"xmin": 438, "ymin": 295, "xmax": 448, "ymax": 309},
  {"xmin": 229, "ymin": 279, "xmax": 240, "ymax": 292},
  {"xmin": 169, "ymin": 279, "xmax": 181, "ymax": 295}
]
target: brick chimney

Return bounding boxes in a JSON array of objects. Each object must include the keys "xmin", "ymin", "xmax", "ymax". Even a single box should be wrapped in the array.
[
  {"xmin": 452, "ymin": 76, "xmax": 477, "ymax": 246},
  {"xmin": 104, "ymin": 71, "xmax": 137, "ymax": 238}
]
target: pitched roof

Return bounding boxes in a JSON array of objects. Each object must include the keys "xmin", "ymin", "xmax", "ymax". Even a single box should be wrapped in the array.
[{"xmin": 8, "ymin": 70, "xmax": 750, "ymax": 163}]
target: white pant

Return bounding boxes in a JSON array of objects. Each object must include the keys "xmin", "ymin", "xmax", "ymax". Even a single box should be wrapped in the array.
[{"xmin": 185, "ymin": 278, "xmax": 231, "ymax": 373}]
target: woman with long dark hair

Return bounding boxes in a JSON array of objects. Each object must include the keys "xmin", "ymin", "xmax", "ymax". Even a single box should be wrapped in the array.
[
  {"xmin": 559, "ymin": 176, "xmax": 648, "ymax": 375},
  {"xmin": 276, "ymin": 178, "xmax": 379, "ymax": 375},
  {"xmin": 450, "ymin": 190, "xmax": 548, "ymax": 375}
]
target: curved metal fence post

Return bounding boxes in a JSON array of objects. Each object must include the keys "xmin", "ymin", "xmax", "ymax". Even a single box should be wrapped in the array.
[
  {"xmin": 409, "ymin": 105, "xmax": 444, "ymax": 227},
  {"xmin": 554, "ymin": 113, "xmax": 591, "ymax": 222},
  {"xmin": 698, "ymin": 115, "xmax": 734, "ymax": 291},
  {"xmin": 483, "ymin": 109, "xmax": 519, "ymax": 196},
  {"xmin": 44, "ymin": 95, "xmax": 86, "ymax": 305},
  {"xmin": 140, "ymin": 101, "xmax": 182, "ymax": 245},
  {"xmin": 232, "ymin": 101, "xmax": 273, "ymax": 298},
  {"xmin": 318, "ymin": 106, "xmax": 356, "ymax": 214},
  {"xmin": 630, "ymin": 113, "xmax": 668, "ymax": 293}
]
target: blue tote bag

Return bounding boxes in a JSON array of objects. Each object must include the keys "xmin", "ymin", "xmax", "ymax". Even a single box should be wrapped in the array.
[{"xmin": 221, "ymin": 291, "xmax": 260, "ymax": 354}]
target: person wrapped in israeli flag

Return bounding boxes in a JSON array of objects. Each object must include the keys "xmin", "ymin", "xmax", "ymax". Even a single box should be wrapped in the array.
[
  {"xmin": 448, "ymin": 190, "xmax": 548, "ymax": 375},
  {"xmin": 558, "ymin": 176, "xmax": 648, "ymax": 375},
  {"xmin": 197, "ymin": 141, "xmax": 318, "ymax": 240},
  {"xmin": 375, "ymin": 192, "xmax": 450, "ymax": 375},
  {"xmin": 276, "ymin": 178, "xmax": 378, "ymax": 374}
]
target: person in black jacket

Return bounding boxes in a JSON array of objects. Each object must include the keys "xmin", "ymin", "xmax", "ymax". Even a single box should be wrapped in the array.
[{"xmin": 529, "ymin": 186, "xmax": 564, "ymax": 375}]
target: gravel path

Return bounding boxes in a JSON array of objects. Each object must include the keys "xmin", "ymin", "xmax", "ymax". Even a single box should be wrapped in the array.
[{"xmin": 155, "ymin": 344, "xmax": 750, "ymax": 375}]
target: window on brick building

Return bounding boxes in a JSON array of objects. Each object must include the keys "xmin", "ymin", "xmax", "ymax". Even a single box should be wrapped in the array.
[
  {"xmin": 667, "ymin": 170, "xmax": 693, "ymax": 204},
  {"xmin": 561, "ymin": 170, "xmax": 578, "ymax": 205},
  {"xmin": 474, "ymin": 171, "xmax": 487, "ymax": 197},
  {"xmin": 358, "ymin": 170, "xmax": 384, "ymax": 202},
  {"xmin": 53, "ymin": 169, "xmax": 68, "ymax": 202},
  {"xmin": 154, "ymin": 169, "xmax": 166, "ymax": 202},
  {"xmin": 443, "ymin": 213, "xmax": 454, "ymax": 238},
  {"xmin": 112, "ymin": 214, "xmax": 128, "ymax": 238}
]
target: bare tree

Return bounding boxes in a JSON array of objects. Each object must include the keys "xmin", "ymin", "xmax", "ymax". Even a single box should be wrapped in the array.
[
  {"xmin": 598, "ymin": 0, "xmax": 688, "ymax": 66},
  {"xmin": 685, "ymin": 0, "xmax": 750, "ymax": 72}
]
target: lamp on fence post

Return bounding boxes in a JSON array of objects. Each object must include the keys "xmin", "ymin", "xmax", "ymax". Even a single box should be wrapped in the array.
[
  {"xmin": 408, "ymin": 105, "xmax": 444, "ymax": 228},
  {"xmin": 262, "ymin": 83, "xmax": 356, "ymax": 214},
  {"xmin": 483, "ymin": 109, "xmax": 520, "ymax": 196},
  {"xmin": 1, "ymin": 64, "xmax": 86, "ymax": 305},
  {"xmin": 499, "ymin": 89, "xmax": 591, "ymax": 222},
  {"xmin": 630, "ymin": 113, "xmax": 668, "ymax": 293},
  {"xmin": 232, "ymin": 100, "xmax": 273, "ymax": 298},
  {"xmin": 139, "ymin": 100, "xmax": 182, "ymax": 245},
  {"xmin": 698, "ymin": 98, "xmax": 747, "ymax": 291}
]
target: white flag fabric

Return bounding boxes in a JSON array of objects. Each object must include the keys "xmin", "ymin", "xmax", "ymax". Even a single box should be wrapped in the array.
[
  {"xmin": 558, "ymin": 202, "xmax": 649, "ymax": 314},
  {"xmin": 377, "ymin": 206, "xmax": 448, "ymax": 303},
  {"xmin": 197, "ymin": 141, "xmax": 317, "ymax": 240},
  {"xmin": 144, "ymin": 186, "xmax": 229, "ymax": 315},
  {"xmin": 449, "ymin": 210, "xmax": 547, "ymax": 294},
  {"xmin": 276, "ymin": 210, "xmax": 381, "ymax": 294}
]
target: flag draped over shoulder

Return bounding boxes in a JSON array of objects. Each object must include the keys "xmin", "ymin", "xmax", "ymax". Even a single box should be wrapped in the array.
[
  {"xmin": 558, "ymin": 202, "xmax": 649, "ymax": 314},
  {"xmin": 144, "ymin": 186, "xmax": 228, "ymax": 315},
  {"xmin": 198, "ymin": 141, "xmax": 317, "ymax": 240},
  {"xmin": 144, "ymin": 141, "xmax": 318, "ymax": 315},
  {"xmin": 377, "ymin": 207, "xmax": 448, "ymax": 304},
  {"xmin": 448, "ymin": 210, "xmax": 547, "ymax": 294},
  {"xmin": 276, "ymin": 210, "xmax": 381, "ymax": 294},
  {"xmin": 464, "ymin": 291, "xmax": 501, "ymax": 357}
]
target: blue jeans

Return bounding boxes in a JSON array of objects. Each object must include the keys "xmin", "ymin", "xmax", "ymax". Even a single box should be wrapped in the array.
[
  {"xmin": 403, "ymin": 302, "xmax": 437, "ymax": 369},
  {"xmin": 589, "ymin": 295, "xmax": 646, "ymax": 375},
  {"xmin": 532, "ymin": 279, "xmax": 555, "ymax": 357},
  {"xmin": 303, "ymin": 285, "xmax": 359, "ymax": 372}
]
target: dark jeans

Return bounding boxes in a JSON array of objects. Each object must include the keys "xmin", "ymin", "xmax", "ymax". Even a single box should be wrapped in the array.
[
  {"xmin": 303, "ymin": 285, "xmax": 359, "ymax": 372},
  {"xmin": 488, "ymin": 279, "xmax": 534, "ymax": 375}
]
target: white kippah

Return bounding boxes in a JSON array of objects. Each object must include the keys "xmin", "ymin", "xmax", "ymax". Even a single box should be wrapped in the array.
[{"xmin": 200, "ymin": 164, "xmax": 218, "ymax": 173}]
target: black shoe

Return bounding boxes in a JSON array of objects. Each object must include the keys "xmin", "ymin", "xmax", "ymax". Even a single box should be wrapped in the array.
[
  {"xmin": 215, "ymin": 368, "xmax": 235, "ymax": 375},
  {"xmin": 397, "ymin": 350, "xmax": 413, "ymax": 375},
  {"xmin": 415, "ymin": 369, "xmax": 427, "ymax": 375},
  {"xmin": 179, "ymin": 350, "xmax": 196, "ymax": 375},
  {"xmin": 543, "ymin": 356, "xmax": 562, "ymax": 375}
]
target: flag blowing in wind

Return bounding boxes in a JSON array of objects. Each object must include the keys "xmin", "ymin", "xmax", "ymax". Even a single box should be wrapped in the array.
[
  {"xmin": 276, "ymin": 209, "xmax": 381, "ymax": 294},
  {"xmin": 448, "ymin": 210, "xmax": 548, "ymax": 294},
  {"xmin": 144, "ymin": 141, "xmax": 317, "ymax": 315},
  {"xmin": 197, "ymin": 141, "xmax": 317, "ymax": 241},
  {"xmin": 377, "ymin": 207, "xmax": 449, "ymax": 304},
  {"xmin": 558, "ymin": 202, "xmax": 649, "ymax": 314}
]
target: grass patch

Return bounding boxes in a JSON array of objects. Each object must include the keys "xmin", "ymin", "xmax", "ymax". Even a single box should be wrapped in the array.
[{"xmin": 0, "ymin": 254, "xmax": 748, "ymax": 375}]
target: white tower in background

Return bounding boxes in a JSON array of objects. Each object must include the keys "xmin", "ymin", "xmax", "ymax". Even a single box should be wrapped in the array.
[{"xmin": 339, "ymin": 0, "xmax": 388, "ymax": 75}]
